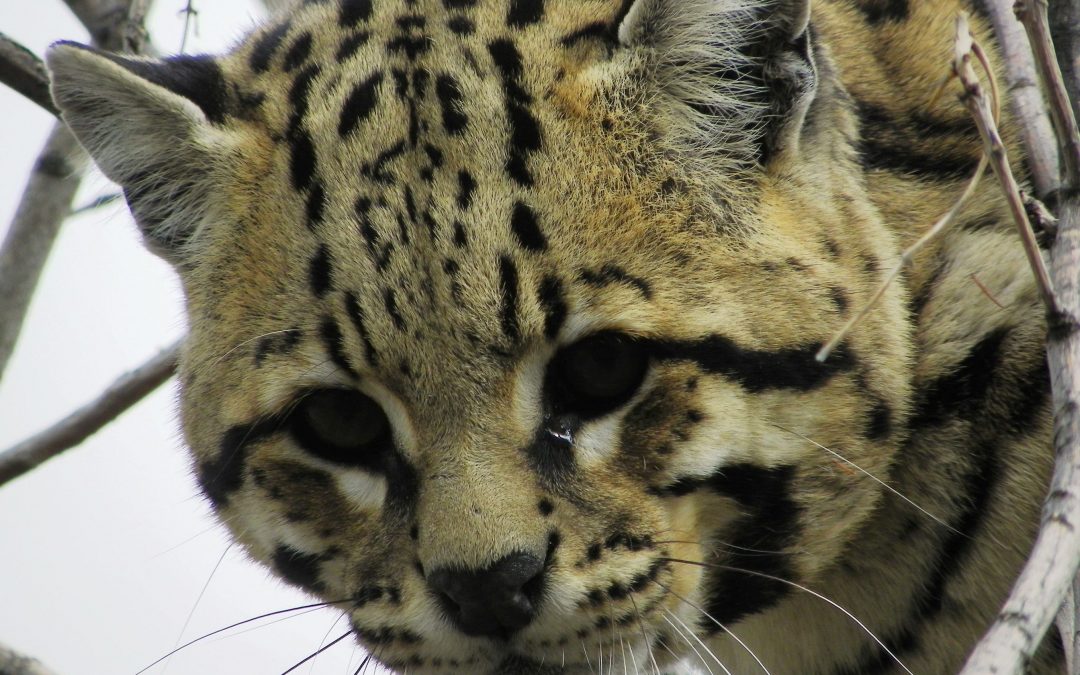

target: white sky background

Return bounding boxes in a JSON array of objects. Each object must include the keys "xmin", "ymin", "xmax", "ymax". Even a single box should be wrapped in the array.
[{"xmin": 0, "ymin": 2, "xmax": 385, "ymax": 673}]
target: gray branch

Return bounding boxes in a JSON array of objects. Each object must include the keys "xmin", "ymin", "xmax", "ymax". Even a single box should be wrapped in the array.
[
  {"xmin": 958, "ymin": 0, "xmax": 1080, "ymax": 673},
  {"xmin": 0, "ymin": 33, "xmax": 59, "ymax": 117},
  {"xmin": 0, "ymin": 340, "xmax": 179, "ymax": 487},
  {"xmin": 0, "ymin": 0, "xmax": 157, "ymax": 384},
  {"xmin": 0, "ymin": 642, "xmax": 59, "ymax": 675}
]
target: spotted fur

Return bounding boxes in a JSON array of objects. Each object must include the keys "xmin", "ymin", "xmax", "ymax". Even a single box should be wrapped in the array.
[{"xmin": 47, "ymin": 0, "xmax": 1058, "ymax": 672}]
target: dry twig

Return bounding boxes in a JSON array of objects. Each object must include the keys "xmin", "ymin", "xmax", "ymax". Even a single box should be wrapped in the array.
[
  {"xmin": 0, "ymin": 642, "xmax": 59, "ymax": 675},
  {"xmin": 0, "ymin": 341, "xmax": 180, "ymax": 487},
  {"xmin": 0, "ymin": 33, "xmax": 59, "ymax": 116}
]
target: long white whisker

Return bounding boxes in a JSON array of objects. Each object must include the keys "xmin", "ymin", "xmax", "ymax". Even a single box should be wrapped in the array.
[
  {"xmin": 628, "ymin": 594, "xmax": 662, "ymax": 675},
  {"xmin": 651, "ymin": 579, "xmax": 770, "ymax": 674},
  {"xmin": 661, "ymin": 559, "xmax": 914, "ymax": 675},
  {"xmin": 661, "ymin": 611, "xmax": 721, "ymax": 675},
  {"xmin": 771, "ymin": 423, "xmax": 958, "ymax": 535},
  {"xmin": 666, "ymin": 606, "xmax": 740, "ymax": 675}
]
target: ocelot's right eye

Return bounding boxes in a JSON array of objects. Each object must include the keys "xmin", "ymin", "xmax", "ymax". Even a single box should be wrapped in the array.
[{"xmin": 288, "ymin": 388, "xmax": 392, "ymax": 466}]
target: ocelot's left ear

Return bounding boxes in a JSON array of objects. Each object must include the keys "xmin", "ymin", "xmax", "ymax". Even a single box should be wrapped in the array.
[{"xmin": 616, "ymin": 0, "xmax": 817, "ymax": 168}]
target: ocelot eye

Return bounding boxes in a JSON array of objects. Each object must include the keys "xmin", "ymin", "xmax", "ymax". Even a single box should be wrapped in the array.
[
  {"xmin": 288, "ymin": 388, "xmax": 392, "ymax": 467},
  {"xmin": 549, "ymin": 331, "xmax": 650, "ymax": 420}
]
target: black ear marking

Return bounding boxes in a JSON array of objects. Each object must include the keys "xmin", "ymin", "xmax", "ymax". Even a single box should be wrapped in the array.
[{"xmin": 91, "ymin": 47, "xmax": 231, "ymax": 124}]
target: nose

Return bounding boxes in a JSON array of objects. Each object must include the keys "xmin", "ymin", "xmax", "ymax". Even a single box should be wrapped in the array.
[{"xmin": 426, "ymin": 551, "xmax": 546, "ymax": 639}]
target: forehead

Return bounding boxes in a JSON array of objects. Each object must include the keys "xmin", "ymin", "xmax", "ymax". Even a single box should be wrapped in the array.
[{"xmin": 197, "ymin": 0, "xmax": 725, "ymax": 401}]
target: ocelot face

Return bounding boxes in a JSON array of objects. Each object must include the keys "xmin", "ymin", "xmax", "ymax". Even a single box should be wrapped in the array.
[{"xmin": 48, "ymin": 0, "xmax": 914, "ymax": 671}]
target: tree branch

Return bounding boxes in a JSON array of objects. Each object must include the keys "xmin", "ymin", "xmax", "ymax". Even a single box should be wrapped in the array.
[
  {"xmin": 0, "ymin": 341, "xmax": 180, "ymax": 487},
  {"xmin": 0, "ymin": 33, "xmax": 59, "ymax": 117},
  {"xmin": 957, "ymin": 0, "xmax": 1080, "ymax": 672},
  {"xmin": 0, "ymin": 642, "xmax": 59, "ymax": 675},
  {"xmin": 0, "ymin": 0, "xmax": 157, "ymax": 384},
  {"xmin": 976, "ymin": 0, "xmax": 1060, "ymax": 198}
]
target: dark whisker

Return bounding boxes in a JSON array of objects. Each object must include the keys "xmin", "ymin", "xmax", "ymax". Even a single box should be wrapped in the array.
[
  {"xmin": 279, "ymin": 630, "xmax": 353, "ymax": 674},
  {"xmin": 134, "ymin": 598, "xmax": 354, "ymax": 674}
]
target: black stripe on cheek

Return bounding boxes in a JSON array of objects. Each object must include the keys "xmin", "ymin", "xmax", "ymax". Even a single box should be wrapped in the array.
[
  {"xmin": 695, "ymin": 465, "xmax": 802, "ymax": 630},
  {"xmin": 290, "ymin": 129, "xmax": 317, "ymax": 192},
  {"xmin": 579, "ymin": 264, "xmax": 652, "ymax": 300},
  {"xmin": 457, "ymin": 170, "xmax": 476, "ymax": 210},
  {"xmin": 383, "ymin": 289, "xmax": 406, "ymax": 331},
  {"xmin": 507, "ymin": 0, "xmax": 545, "ymax": 26},
  {"xmin": 273, "ymin": 545, "xmax": 327, "ymax": 593},
  {"xmin": 309, "ymin": 244, "xmax": 333, "ymax": 297},
  {"xmin": 510, "ymin": 202, "xmax": 548, "ymax": 251},
  {"xmin": 498, "ymin": 255, "xmax": 521, "ymax": 342},
  {"xmin": 320, "ymin": 316, "xmax": 360, "ymax": 378},
  {"xmin": 537, "ymin": 275, "xmax": 567, "ymax": 340},
  {"xmin": 910, "ymin": 328, "xmax": 1008, "ymax": 428},
  {"xmin": 339, "ymin": 71, "xmax": 384, "ymax": 137},
  {"xmin": 852, "ymin": 0, "xmax": 909, "ymax": 24},
  {"xmin": 650, "ymin": 336, "xmax": 856, "ymax": 392},
  {"xmin": 345, "ymin": 292, "xmax": 380, "ymax": 364},
  {"xmin": 306, "ymin": 182, "xmax": 326, "ymax": 228},
  {"xmin": 199, "ymin": 418, "xmax": 284, "ymax": 507}
]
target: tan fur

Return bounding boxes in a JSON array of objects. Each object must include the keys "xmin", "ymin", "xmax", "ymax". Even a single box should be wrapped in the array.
[{"xmin": 46, "ymin": 0, "xmax": 1057, "ymax": 672}]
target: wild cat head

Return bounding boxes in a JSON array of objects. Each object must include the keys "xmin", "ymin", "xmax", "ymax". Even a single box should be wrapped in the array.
[{"xmin": 47, "ymin": 0, "xmax": 912, "ymax": 671}]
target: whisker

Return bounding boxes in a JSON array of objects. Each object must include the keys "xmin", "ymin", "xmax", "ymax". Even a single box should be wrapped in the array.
[
  {"xmin": 660, "ymin": 558, "xmax": 914, "ymax": 675},
  {"xmin": 651, "ymin": 580, "xmax": 770, "ymax": 674},
  {"xmin": 627, "ymin": 594, "xmax": 662, "ymax": 675},
  {"xmin": 653, "ymin": 539, "xmax": 789, "ymax": 557},
  {"xmin": 279, "ymin": 630, "xmax": 352, "ymax": 675},
  {"xmin": 771, "ymin": 423, "xmax": 959, "ymax": 536},
  {"xmin": 210, "ymin": 328, "xmax": 303, "ymax": 370},
  {"xmin": 135, "ymin": 598, "xmax": 354, "ymax": 674},
  {"xmin": 661, "ymin": 610, "xmax": 721, "ymax": 675},
  {"xmin": 580, "ymin": 639, "xmax": 595, "ymax": 672},
  {"xmin": 163, "ymin": 544, "xmax": 234, "ymax": 672}
]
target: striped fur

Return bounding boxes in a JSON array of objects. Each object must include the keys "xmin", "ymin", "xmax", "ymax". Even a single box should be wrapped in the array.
[{"xmin": 47, "ymin": 0, "xmax": 1056, "ymax": 672}]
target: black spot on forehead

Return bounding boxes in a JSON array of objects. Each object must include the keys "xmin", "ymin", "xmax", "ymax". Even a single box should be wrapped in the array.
[
  {"xmin": 309, "ymin": 244, "xmax": 334, "ymax": 297},
  {"xmin": 284, "ymin": 32, "xmax": 313, "ymax": 71},
  {"xmin": 250, "ymin": 20, "xmax": 291, "ymax": 73},
  {"xmin": 498, "ymin": 255, "xmax": 521, "ymax": 342},
  {"xmin": 339, "ymin": 70, "xmax": 384, "ymax": 137},
  {"xmin": 436, "ymin": 75, "xmax": 469, "ymax": 135},
  {"xmin": 510, "ymin": 202, "xmax": 548, "ymax": 251},
  {"xmin": 537, "ymin": 275, "xmax": 567, "ymax": 340},
  {"xmin": 508, "ymin": 0, "xmax": 545, "ymax": 27},
  {"xmin": 339, "ymin": 0, "xmax": 375, "ymax": 27},
  {"xmin": 337, "ymin": 30, "xmax": 371, "ymax": 62}
]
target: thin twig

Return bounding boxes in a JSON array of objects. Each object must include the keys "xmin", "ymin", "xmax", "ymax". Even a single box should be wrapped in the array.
[
  {"xmin": 0, "ymin": 33, "xmax": 59, "ymax": 117},
  {"xmin": 816, "ymin": 161, "xmax": 988, "ymax": 362},
  {"xmin": 955, "ymin": 16, "xmax": 1058, "ymax": 314},
  {"xmin": 0, "ymin": 341, "xmax": 180, "ymax": 487},
  {"xmin": 0, "ymin": 642, "xmax": 60, "ymax": 675},
  {"xmin": 1015, "ymin": 0, "xmax": 1080, "ymax": 188}
]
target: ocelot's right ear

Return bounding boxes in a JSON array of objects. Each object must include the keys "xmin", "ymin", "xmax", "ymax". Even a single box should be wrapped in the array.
[{"xmin": 47, "ymin": 41, "xmax": 232, "ymax": 265}]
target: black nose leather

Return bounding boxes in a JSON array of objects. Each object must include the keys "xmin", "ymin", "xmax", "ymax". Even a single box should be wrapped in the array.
[{"xmin": 427, "ymin": 551, "xmax": 546, "ymax": 639}]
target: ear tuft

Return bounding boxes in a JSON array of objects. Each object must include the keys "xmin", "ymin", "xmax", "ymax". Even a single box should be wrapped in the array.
[
  {"xmin": 47, "ymin": 42, "xmax": 230, "ymax": 263},
  {"xmin": 617, "ymin": 0, "xmax": 817, "ymax": 170}
]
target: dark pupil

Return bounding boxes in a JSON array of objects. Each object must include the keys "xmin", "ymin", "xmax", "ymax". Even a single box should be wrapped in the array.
[
  {"xmin": 291, "ymin": 389, "xmax": 389, "ymax": 465},
  {"xmin": 554, "ymin": 333, "xmax": 649, "ymax": 418}
]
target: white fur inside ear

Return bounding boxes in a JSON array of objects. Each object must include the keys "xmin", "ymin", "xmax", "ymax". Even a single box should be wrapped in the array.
[{"xmin": 46, "ymin": 42, "xmax": 222, "ymax": 264}]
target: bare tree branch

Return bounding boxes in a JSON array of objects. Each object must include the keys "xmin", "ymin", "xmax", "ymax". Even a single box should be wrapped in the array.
[
  {"xmin": 976, "ymin": 0, "xmax": 1060, "ymax": 198},
  {"xmin": 0, "ymin": 642, "xmax": 59, "ymax": 675},
  {"xmin": 0, "ymin": 125, "xmax": 87, "ymax": 381},
  {"xmin": 1016, "ymin": 0, "xmax": 1080, "ymax": 188},
  {"xmin": 0, "ymin": 0, "xmax": 158, "ymax": 384},
  {"xmin": 957, "ymin": 0, "xmax": 1080, "ymax": 671},
  {"xmin": 0, "ymin": 33, "xmax": 59, "ymax": 117},
  {"xmin": 0, "ymin": 341, "xmax": 180, "ymax": 487}
]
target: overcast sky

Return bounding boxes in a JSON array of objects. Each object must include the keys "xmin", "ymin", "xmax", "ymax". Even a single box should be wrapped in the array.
[{"xmin": 0, "ymin": 2, "xmax": 386, "ymax": 673}]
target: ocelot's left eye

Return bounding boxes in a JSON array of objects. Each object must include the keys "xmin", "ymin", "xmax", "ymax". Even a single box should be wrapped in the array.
[
  {"xmin": 548, "ymin": 331, "xmax": 650, "ymax": 420},
  {"xmin": 288, "ymin": 388, "xmax": 392, "ymax": 467}
]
